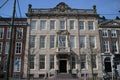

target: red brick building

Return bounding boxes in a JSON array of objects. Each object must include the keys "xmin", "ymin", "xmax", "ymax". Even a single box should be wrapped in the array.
[{"xmin": 0, "ymin": 18, "xmax": 27, "ymax": 78}]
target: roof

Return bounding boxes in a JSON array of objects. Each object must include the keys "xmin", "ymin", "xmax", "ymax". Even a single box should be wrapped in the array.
[
  {"xmin": 0, "ymin": 17, "xmax": 27, "ymax": 26},
  {"xmin": 26, "ymin": 2, "xmax": 98, "ymax": 17},
  {"xmin": 99, "ymin": 19, "xmax": 120, "ymax": 28}
]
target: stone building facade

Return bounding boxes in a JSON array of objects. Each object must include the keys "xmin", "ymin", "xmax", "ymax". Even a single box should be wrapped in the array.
[
  {"xmin": 24, "ymin": 2, "xmax": 102, "ymax": 78},
  {"xmin": 0, "ymin": 18, "xmax": 27, "ymax": 78},
  {"xmin": 99, "ymin": 19, "xmax": 120, "ymax": 76}
]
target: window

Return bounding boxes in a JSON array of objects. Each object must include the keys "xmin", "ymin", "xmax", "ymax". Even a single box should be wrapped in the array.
[
  {"xmin": 40, "ymin": 20, "xmax": 46, "ymax": 30},
  {"xmin": 39, "ymin": 55, "xmax": 45, "ymax": 69},
  {"xmin": 5, "ymin": 42, "xmax": 10, "ymax": 54},
  {"xmin": 3, "ymin": 57, "xmax": 7, "ymax": 71},
  {"xmin": 0, "ymin": 42, "xmax": 2, "ymax": 54},
  {"xmin": 79, "ymin": 36, "xmax": 85, "ymax": 48},
  {"xmin": 79, "ymin": 21, "xmax": 84, "ymax": 30},
  {"xmin": 80, "ymin": 55, "xmax": 86, "ymax": 69},
  {"xmin": 40, "ymin": 36, "xmax": 46, "ymax": 48},
  {"xmin": 103, "ymin": 40, "xmax": 109, "ymax": 52},
  {"xmin": 15, "ymin": 42, "xmax": 22, "ymax": 53},
  {"xmin": 30, "ymin": 35, "xmax": 35, "ymax": 48},
  {"xmin": 31, "ymin": 21, "xmax": 36, "ymax": 30},
  {"xmin": 59, "ymin": 36, "xmax": 66, "ymax": 48},
  {"xmin": 88, "ymin": 21, "xmax": 94, "ymax": 30},
  {"xmin": 50, "ymin": 35, "xmax": 55, "ymax": 48},
  {"xmin": 92, "ymin": 54, "xmax": 97, "ymax": 68},
  {"xmin": 102, "ymin": 29, "xmax": 108, "ymax": 37},
  {"xmin": 7, "ymin": 28, "xmax": 11, "ymax": 39},
  {"xmin": 89, "ymin": 36, "xmax": 95, "ymax": 48},
  {"xmin": 60, "ymin": 20, "xmax": 65, "ymax": 30},
  {"xmin": 16, "ymin": 28, "xmax": 23, "ymax": 39},
  {"xmin": 70, "ymin": 36, "xmax": 75, "ymax": 48},
  {"xmin": 111, "ymin": 29, "xmax": 117, "ymax": 37},
  {"xmin": 50, "ymin": 55, "xmax": 54, "ymax": 69},
  {"xmin": 50, "ymin": 20, "xmax": 55, "ymax": 30},
  {"xmin": 14, "ymin": 57, "xmax": 21, "ymax": 72},
  {"xmin": 72, "ymin": 55, "xmax": 76, "ymax": 69},
  {"xmin": 112, "ymin": 41, "xmax": 118, "ymax": 52},
  {"xmin": 30, "ymin": 55, "xmax": 35, "ymax": 69},
  {"xmin": 70, "ymin": 20, "xmax": 75, "ymax": 30},
  {"xmin": 0, "ymin": 28, "xmax": 4, "ymax": 39}
]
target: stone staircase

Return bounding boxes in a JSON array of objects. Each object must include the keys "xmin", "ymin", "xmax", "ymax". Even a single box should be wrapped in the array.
[{"xmin": 48, "ymin": 73, "xmax": 78, "ymax": 80}]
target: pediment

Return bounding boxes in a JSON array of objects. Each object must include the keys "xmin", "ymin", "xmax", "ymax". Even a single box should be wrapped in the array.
[
  {"xmin": 54, "ymin": 2, "xmax": 71, "ymax": 11},
  {"xmin": 99, "ymin": 20, "xmax": 120, "ymax": 27},
  {"xmin": 52, "ymin": 2, "xmax": 72, "ymax": 13}
]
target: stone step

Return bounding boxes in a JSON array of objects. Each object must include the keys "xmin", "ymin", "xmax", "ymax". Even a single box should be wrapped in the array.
[{"xmin": 56, "ymin": 73, "xmax": 77, "ymax": 79}]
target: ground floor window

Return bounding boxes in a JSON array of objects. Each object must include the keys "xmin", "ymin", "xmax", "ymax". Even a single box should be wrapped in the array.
[
  {"xmin": 14, "ymin": 57, "xmax": 21, "ymax": 72},
  {"xmin": 71, "ymin": 55, "xmax": 76, "ymax": 69},
  {"xmin": 80, "ymin": 54, "xmax": 86, "ymax": 69},
  {"xmin": 50, "ymin": 55, "xmax": 54, "ymax": 69},
  {"xmin": 39, "ymin": 55, "xmax": 45, "ymax": 69}
]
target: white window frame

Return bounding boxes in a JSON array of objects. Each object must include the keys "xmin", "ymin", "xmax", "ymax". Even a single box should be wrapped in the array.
[
  {"xmin": 31, "ymin": 20, "xmax": 36, "ymax": 30},
  {"xmin": 50, "ymin": 35, "xmax": 55, "ymax": 48},
  {"xmin": 0, "ymin": 28, "xmax": 4, "ymax": 39},
  {"xmin": 59, "ymin": 20, "xmax": 66, "ymax": 30},
  {"xmin": 88, "ymin": 21, "xmax": 94, "ymax": 30},
  {"xmin": 15, "ymin": 42, "xmax": 22, "ymax": 54},
  {"xmin": 14, "ymin": 57, "xmax": 21, "ymax": 72},
  {"xmin": 40, "ymin": 20, "xmax": 47, "ymax": 30},
  {"xmin": 79, "ymin": 21, "xmax": 85, "ymax": 30},
  {"xmin": 79, "ymin": 35, "xmax": 86, "ymax": 48},
  {"xmin": 70, "ymin": 20, "xmax": 75, "ymax": 30},
  {"xmin": 111, "ymin": 29, "xmax": 117, "ymax": 37},
  {"xmin": 58, "ymin": 35, "xmax": 67, "ymax": 48},
  {"xmin": 92, "ymin": 54, "xmax": 98, "ymax": 70},
  {"xmin": 50, "ymin": 55, "xmax": 54, "ymax": 69},
  {"xmin": 71, "ymin": 55, "xmax": 76, "ymax": 69},
  {"xmin": 89, "ymin": 36, "xmax": 96, "ymax": 48},
  {"xmin": 39, "ymin": 55, "xmax": 46, "ymax": 70},
  {"xmin": 16, "ymin": 27, "xmax": 23, "ymax": 39},
  {"xmin": 103, "ymin": 40, "xmax": 109, "ymax": 52},
  {"xmin": 30, "ymin": 55, "xmax": 35, "ymax": 69},
  {"xmin": 3, "ymin": 57, "xmax": 7, "ymax": 72},
  {"xmin": 40, "ymin": 35, "xmax": 46, "ymax": 48},
  {"xmin": 30, "ymin": 35, "xmax": 36, "ymax": 48},
  {"xmin": 80, "ymin": 54, "xmax": 87, "ymax": 70},
  {"xmin": 70, "ymin": 35, "xmax": 76, "ymax": 48},
  {"xmin": 5, "ymin": 42, "xmax": 10, "ymax": 54},
  {"xmin": 7, "ymin": 28, "xmax": 11, "ymax": 39},
  {"xmin": 112, "ymin": 41, "xmax": 118, "ymax": 53},
  {"xmin": 50, "ymin": 20, "xmax": 56, "ymax": 30},
  {"xmin": 102, "ymin": 29, "xmax": 108, "ymax": 37}
]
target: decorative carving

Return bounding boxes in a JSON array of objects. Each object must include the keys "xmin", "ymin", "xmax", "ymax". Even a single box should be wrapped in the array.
[
  {"xmin": 53, "ymin": 2, "xmax": 71, "ymax": 12},
  {"xmin": 57, "ymin": 30, "xmax": 70, "ymax": 35}
]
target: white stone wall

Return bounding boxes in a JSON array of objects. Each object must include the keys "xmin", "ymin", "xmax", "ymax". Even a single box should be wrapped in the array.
[{"xmin": 24, "ymin": 17, "xmax": 102, "ymax": 78}]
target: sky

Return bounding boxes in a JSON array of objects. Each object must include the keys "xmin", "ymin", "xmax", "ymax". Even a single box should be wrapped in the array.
[{"xmin": 0, "ymin": 0, "xmax": 120, "ymax": 19}]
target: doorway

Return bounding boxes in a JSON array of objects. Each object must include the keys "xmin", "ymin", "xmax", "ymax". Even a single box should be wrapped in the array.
[
  {"xmin": 59, "ymin": 60, "xmax": 67, "ymax": 73},
  {"xmin": 104, "ymin": 57, "xmax": 112, "ymax": 72}
]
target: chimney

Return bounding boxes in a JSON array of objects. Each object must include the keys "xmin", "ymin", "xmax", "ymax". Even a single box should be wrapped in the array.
[
  {"xmin": 28, "ymin": 4, "xmax": 32, "ymax": 12},
  {"xmin": 93, "ymin": 5, "xmax": 96, "ymax": 13}
]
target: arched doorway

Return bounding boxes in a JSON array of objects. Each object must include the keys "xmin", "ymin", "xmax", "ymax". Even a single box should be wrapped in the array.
[{"xmin": 104, "ymin": 57, "xmax": 112, "ymax": 72}]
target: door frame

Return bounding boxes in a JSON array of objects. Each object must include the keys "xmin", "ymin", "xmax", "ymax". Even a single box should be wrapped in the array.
[{"xmin": 59, "ymin": 59, "xmax": 67, "ymax": 73}]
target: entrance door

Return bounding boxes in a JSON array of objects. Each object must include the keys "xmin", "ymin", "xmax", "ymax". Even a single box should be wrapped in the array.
[
  {"xmin": 104, "ymin": 57, "xmax": 112, "ymax": 72},
  {"xmin": 59, "ymin": 60, "xmax": 67, "ymax": 73}
]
